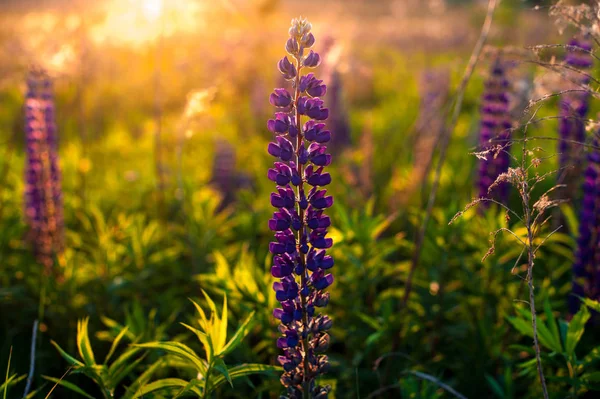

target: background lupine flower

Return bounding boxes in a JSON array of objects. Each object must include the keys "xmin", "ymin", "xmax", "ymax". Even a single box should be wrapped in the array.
[
  {"xmin": 476, "ymin": 58, "xmax": 512, "ymax": 205},
  {"xmin": 210, "ymin": 138, "xmax": 253, "ymax": 208},
  {"xmin": 24, "ymin": 69, "xmax": 64, "ymax": 273},
  {"xmin": 557, "ymin": 37, "xmax": 593, "ymax": 197},
  {"xmin": 268, "ymin": 17, "xmax": 333, "ymax": 399},
  {"xmin": 571, "ymin": 131, "xmax": 600, "ymax": 314}
]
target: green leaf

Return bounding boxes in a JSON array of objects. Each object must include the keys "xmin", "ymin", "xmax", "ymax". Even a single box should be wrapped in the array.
[
  {"xmin": 213, "ymin": 358, "xmax": 232, "ymax": 387},
  {"xmin": 42, "ymin": 376, "xmax": 95, "ymax": 399},
  {"xmin": 581, "ymin": 297, "xmax": 600, "ymax": 313},
  {"xmin": 109, "ymin": 353, "xmax": 146, "ymax": 390},
  {"xmin": 543, "ymin": 299, "xmax": 562, "ymax": 352},
  {"xmin": 566, "ymin": 305, "xmax": 590, "ymax": 357},
  {"xmin": 207, "ymin": 364, "xmax": 281, "ymax": 394},
  {"xmin": 582, "ymin": 372, "xmax": 600, "ymax": 383},
  {"xmin": 1, "ymin": 375, "xmax": 25, "ymax": 398},
  {"xmin": 485, "ymin": 374, "xmax": 505, "ymax": 399},
  {"xmin": 181, "ymin": 323, "xmax": 213, "ymax": 363},
  {"xmin": 77, "ymin": 318, "xmax": 96, "ymax": 366},
  {"xmin": 130, "ymin": 378, "xmax": 202, "ymax": 398},
  {"xmin": 218, "ymin": 311, "xmax": 255, "ymax": 357},
  {"xmin": 124, "ymin": 358, "xmax": 166, "ymax": 399},
  {"xmin": 24, "ymin": 382, "xmax": 48, "ymax": 399},
  {"xmin": 219, "ymin": 294, "xmax": 228, "ymax": 353},
  {"xmin": 134, "ymin": 342, "xmax": 206, "ymax": 374},
  {"xmin": 507, "ymin": 316, "xmax": 532, "ymax": 338},
  {"xmin": 173, "ymin": 379, "xmax": 203, "ymax": 399},
  {"xmin": 108, "ymin": 347, "xmax": 141, "ymax": 381},
  {"xmin": 104, "ymin": 326, "xmax": 129, "ymax": 365},
  {"xmin": 51, "ymin": 341, "xmax": 84, "ymax": 367}
]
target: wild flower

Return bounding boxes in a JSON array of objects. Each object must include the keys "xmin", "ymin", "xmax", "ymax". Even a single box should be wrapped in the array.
[
  {"xmin": 571, "ymin": 132, "xmax": 600, "ymax": 314},
  {"xmin": 268, "ymin": 17, "xmax": 333, "ymax": 399},
  {"xmin": 557, "ymin": 36, "xmax": 592, "ymax": 192},
  {"xmin": 477, "ymin": 58, "xmax": 512, "ymax": 205},
  {"xmin": 210, "ymin": 139, "xmax": 253, "ymax": 208},
  {"xmin": 24, "ymin": 69, "xmax": 64, "ymax": 273}
]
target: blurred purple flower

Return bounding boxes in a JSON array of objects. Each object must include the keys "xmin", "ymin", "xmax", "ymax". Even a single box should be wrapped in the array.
[
  {"xmin": 558, "ymin": 37, "xmax": 593, "ymax": 191},
  {"xmin": 24, "ymin": 69, "xmax": 64, "ymax": 273},
  {"xmin": 571, "ymin": 133, "xmax": 600, "ymax": 313},
  {"xmin": 210, "ymin": 139, "xmax": 253, "ymax": 208},
  {"xmin": 477, "ymin": 59, "xmax": 512, "ymax": 205},
  {"xmin": 268, "ymin": 17, "xmax": 332, "ymax": 399}
]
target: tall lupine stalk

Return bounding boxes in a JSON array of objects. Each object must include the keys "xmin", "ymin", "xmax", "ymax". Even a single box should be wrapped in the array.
[
  {"xmin": 24, "ymin": 69, "xmax": 64, "ymax": 273},
  {"xmin": 477, "ymin": 59, "xmax": 512, "ymax": 205},
  {"xmin": 557, "ymin": 37, "xmax": 593, "ymax": 195},
  {"xmin": 268, "ymin": 17, "xmax": 333, "ymax": 399},
  {"xmin": 571, "ymin": 132, "xmax": 600, "ymax": 314}
]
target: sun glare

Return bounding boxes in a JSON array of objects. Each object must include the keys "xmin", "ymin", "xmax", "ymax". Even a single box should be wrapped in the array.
[
  {"xmin": 88, "ymin": 0, "xmax": 205, "ymax": 45},
  {"xmin": 142, "ymin": 0, "xmax": 163, "ymax": 22}
]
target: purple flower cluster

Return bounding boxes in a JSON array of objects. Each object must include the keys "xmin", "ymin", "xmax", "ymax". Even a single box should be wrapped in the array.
[
  {"xmin": 268, "ymin": 17, "xmax": 333, "ymax": 399},
  {"xmin": 558, "ymin": 37, "xmax": 593, "ymax": 184},
  {"xmin": 477, "ymin": 59, "xmax": 512, "ymax": 204},
  {"xmin": 24, "ymin": 69, "xmax": 64, "ymax": 272},
  {"xmin": 571, "ymin": 133, "xmax": 600, "ymax": 313}
]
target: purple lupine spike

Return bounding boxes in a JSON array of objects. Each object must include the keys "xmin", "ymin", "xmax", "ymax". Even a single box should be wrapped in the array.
[
  {"xmin": 476, "ymin": 58, "xmax": 512, "ymax": 206},
  {"xmin": 558, "ymin": 37, "xmax": 593, "ymax": 196},
  {"xmin": 570, "ymin": 131, "xmax": 600, "ymax": 314},
  {"xmin": 268, "ymin": 17, "xmax": 333, "ymax": 399},
  {"xmin": 24, "ymin": 68, "xmax": 64, "ymax": 274}
]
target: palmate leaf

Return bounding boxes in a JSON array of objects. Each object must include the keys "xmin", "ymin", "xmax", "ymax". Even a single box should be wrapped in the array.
[
  {"xmin": 180, "ymin": 322, "xmax": 213, "ymax": 364},
  {"xmin": 131, "ymin": 378, "xmax": 203, "ymax": 398},
  {"xmin": 206, "ymin": 364, "xmax": 281, "ymax": 394},
  {"xmin": 42, "ymin": 376, "xmax": 95, "ymax": 399},
  {"xmin": 508, "ymin": 306, "xmax": 562, "ymax": 354},
  {"xmin": 218, "ymin": 311, "xmax": 255, "ymax": 357}
]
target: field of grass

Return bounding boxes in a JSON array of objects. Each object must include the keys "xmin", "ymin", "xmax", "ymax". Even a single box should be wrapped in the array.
[{"xmin": 1, "ymin": 0, "xmax": 600, "ymax": 398}]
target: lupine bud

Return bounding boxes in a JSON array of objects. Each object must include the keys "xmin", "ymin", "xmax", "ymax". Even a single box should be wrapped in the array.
[
  {"xmin": 24, "ymin": 69, "xmax": 64, "ymax": 274},
  {"xmin": 279, "ymin": 57, "xmax": 298, "ymax": 80},
  {"xmin": 303, "ymin": 51, "xmax": 321, "ymax": 68},
  {"xmin": 268, "ymin": 17, "xmax": 333, "ymax": 399},
  {"xmin": 271, "ymin": 88, "xmax": 293, "ymax": 108},
  {"xmin": 477, "ymin": 58, "xmax": 512, "ymax": 206}
]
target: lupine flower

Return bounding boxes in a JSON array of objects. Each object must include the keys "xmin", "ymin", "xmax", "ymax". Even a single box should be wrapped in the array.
[
  {"xmin": 558, "ymin": 37, "xmax": 593, "ymax": 193},
  {"xmin": 24, "ymin": 69, "xmax": 64, "ymax": 273},
  {"xmin": 571, "ymin": 131, "xmax": 600, "ymax": 314},
  {"xmin": 268, "ymin": 17, "xmax": 333, "ymax": 399},
  {"xmin": 210, "ymin": 139, "xmax": 253, "ymax": 208},
  {"xmin": 477, "ymin": 58, "xmax": 512, "ymax": 205}
]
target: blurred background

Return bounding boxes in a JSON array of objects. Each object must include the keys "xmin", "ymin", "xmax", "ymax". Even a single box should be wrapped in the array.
[{"xmin": 1, "ymin": 0, "xmax": 596, "ymax": 398}]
